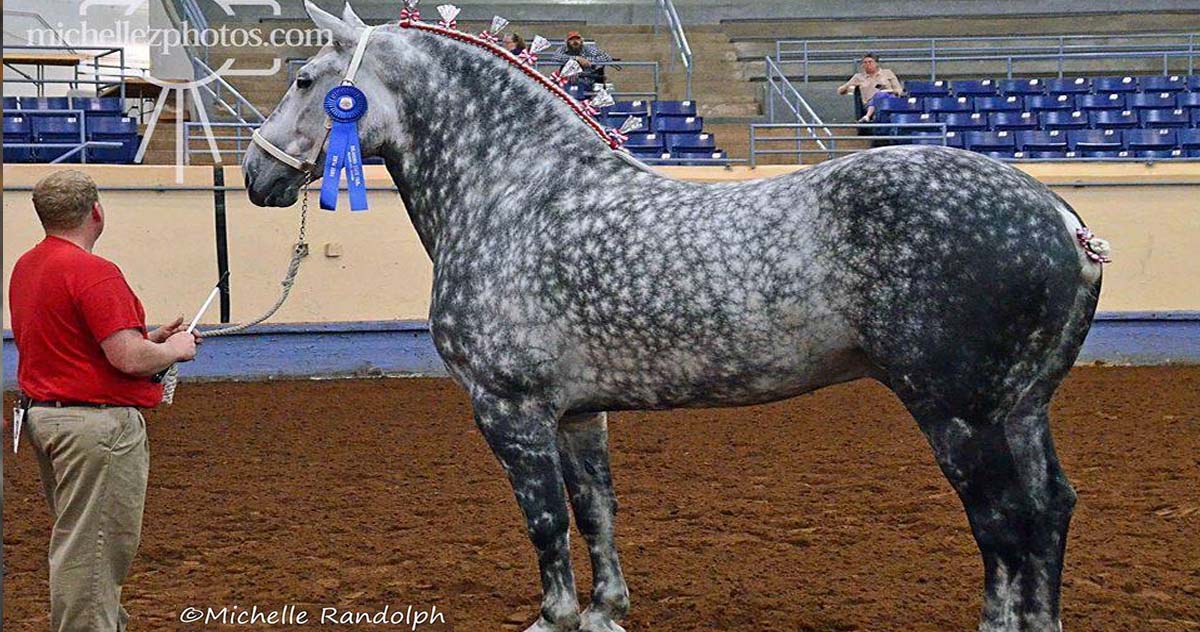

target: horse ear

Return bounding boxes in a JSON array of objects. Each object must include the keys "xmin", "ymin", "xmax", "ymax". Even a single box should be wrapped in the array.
[
  {"xmin": 341, "ymin": 2, "xmax": 368, "ymax": 29},
  {"xmin": 306, "ymin": 0, "xmax": 359, "ymax": 49}
]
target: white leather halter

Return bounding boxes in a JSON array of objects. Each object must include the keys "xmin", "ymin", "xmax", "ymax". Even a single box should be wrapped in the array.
[{"xmin": 251, "ymin": 26, "xmax": 377, "ymax": 174}]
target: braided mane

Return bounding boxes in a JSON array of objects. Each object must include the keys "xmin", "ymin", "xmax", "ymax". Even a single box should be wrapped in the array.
[{"xmin": 397, "ymin": 18, "xmax": 621, "ymax": 149}]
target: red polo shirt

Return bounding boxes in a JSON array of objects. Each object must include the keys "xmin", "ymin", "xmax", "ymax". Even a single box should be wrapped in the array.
[{"xmin": 9, "ymin": 236, "xmax": 163, "ymax": 407}]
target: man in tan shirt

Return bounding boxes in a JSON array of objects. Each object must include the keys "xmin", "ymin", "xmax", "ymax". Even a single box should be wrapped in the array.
[{"xmin": 837, "ymin": 53, "xmax": 904, "ymax": 121}]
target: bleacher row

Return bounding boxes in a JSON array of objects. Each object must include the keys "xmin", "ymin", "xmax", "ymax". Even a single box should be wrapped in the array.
[
  {"xmin": 591, "ymin": 98, "xmax": 727, "ymax": 165},
  {"xmin": 878, "ymin": 75, "xmax": 1200, "ymax": 159},
  {"xmin": 3, "ymin": 96, "xmax": 139, "ymax": 163}
]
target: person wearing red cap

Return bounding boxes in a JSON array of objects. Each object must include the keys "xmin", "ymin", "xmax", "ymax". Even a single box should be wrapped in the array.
[{"xmin": 549, "ymin": 30, "xmax": 613, "ymax": 92}]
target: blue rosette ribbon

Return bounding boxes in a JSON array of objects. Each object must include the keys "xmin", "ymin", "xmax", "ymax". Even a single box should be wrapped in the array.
[{"xmin": 320, "ymin": 85, "xmax": 369, "ymax": 211}]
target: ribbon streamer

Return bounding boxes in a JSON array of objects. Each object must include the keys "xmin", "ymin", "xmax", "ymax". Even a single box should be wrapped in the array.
[
  {"xmin": 320, "ymin": 85, "xmax": 370, "ymax": 211},
  {"xmin": 479, "ymin": 16, "xmax": 508, "ymax": 43},
  {"xmin": 436, "ymin": 4, "xmax": 459, "ymax": 29},
  {"xmin": 551, "ymin": 58, "xmax": 582, "ymax": 86},
  {"xmin": 607, "ymin": 116, "xmax": 642, "ymax": 147},
  {"xmin": 583, "ymin": 86, "xmax": 614, "ymax": 116},
  {"xmin": 399, "ymin": 0, "xmax": 420, "ymax": 22},
  {"xmin": 519, "ymin": 35, "xmax": 550, "ymax": 65}
]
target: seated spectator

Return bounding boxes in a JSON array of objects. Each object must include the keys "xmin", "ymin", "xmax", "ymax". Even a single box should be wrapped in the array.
[
  {"xmin": 836, "ymin": 53, "xmax": 903, "ymax": 122},
  {"xmin": 549, "ymin": 30, "xmax": 612, "ymax": 92},
  {"xmin": 504, "ymin": 33, "xmax": 526, "ymax": 57}
]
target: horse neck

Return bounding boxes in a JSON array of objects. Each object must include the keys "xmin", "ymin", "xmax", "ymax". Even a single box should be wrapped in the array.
[{"xmin": 376, "ymin": 31, "xmax": 644, "ymax": 258}]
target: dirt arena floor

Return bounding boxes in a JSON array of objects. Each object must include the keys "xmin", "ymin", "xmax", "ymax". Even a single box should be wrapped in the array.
[{"xmin": 4, "ymin": 366, "xmax": 1198, "ymax": 631}]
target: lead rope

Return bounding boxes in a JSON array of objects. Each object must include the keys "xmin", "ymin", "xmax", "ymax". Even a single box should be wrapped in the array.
[{"xmin": 160, "ymin": 176, "xmax": 313, "ymax": 404}]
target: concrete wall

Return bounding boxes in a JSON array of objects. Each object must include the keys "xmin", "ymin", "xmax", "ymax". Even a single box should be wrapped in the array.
[{"xmin": 3, "ymin": 162, "xmax": 1199, "ymax": 332}]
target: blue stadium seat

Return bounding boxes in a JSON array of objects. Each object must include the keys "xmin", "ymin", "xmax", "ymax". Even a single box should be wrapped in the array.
[
  {"xmin": 1016, "ymin": 130, "xmax": 1068, "ymax": 152},
  {"xmin": 674, "ymin": 150, "xmax": 727, "ymax": 164},
  {"xmin": 875, "ymin": 97, "xmax": 923, "ymax": 120},
  {"xmin": 651, "ymin": 100, "xmax": 697, "ymax": 117},
  {"xmin": 1068, "ymin": 129, "xmax": 1122, "ymax": 151},
  {"xmin": 1088, "ymin": 109, "xmax": 1139, "ymax": 128},
  {"xmin": 1189, "ymin": 76, "xmax": 1200, "ymax": 91},
  {"xmin": 1077, "ymin": 93, "xmax": 1126, "ymax": 110},
  {"xmin": 1139, "ymin": 108, "xmax": 1190, "ymax": 128},
  {"xmin": 71, "ymin": 97, "xmax": 123, "ymax": 113},
  {"xmin": 964, "ymin": 130, "xmax": 1015, "ymax": 151},
  {"xmin": 3, "ymin": 96, "xmax": 18, "ymax": 110},
  {"xmin": 1045, "ymin": 77, "xmax": 1091, "ymax": 94},
  {"xmin": 652, "ymin": 115, "xmax": 702, "ymax": 134},
  {"xmin": 564, "ymin": 84, "xmax": 588, "ymax": 100},
  {"xmin": 1025, "ymin": 151, "xmax": 1068, "ymax": 159},
  {"xmin": 906, "ymin": 80, "xmax": 950, "ymax": 97},
  {"xmin": 31, "ymin": 114, "xmax": 83, "ymax": 162},
  {"xmin": 624, "ymin": 133, "xmax": 663, "ymax": 152},
  {"xmin": 86, "ymin": 116, "xmax": 139, "ymax": 163},
  {"xmin": 990, "ymin": 111, "xmax": 1038, "ymax": 130},
  {"xmin": 925, "ymin": 96, "xmax": 972, "ymax": 114},
  {"xmin": 1124, "ymin": 128, "xmax": 1177, "ymax": 150},
  {"xmin": 664, "ymin": 132, "xmax": 715, "ymax": 151},
  {"xmin": 1178, "ymin": 92, "xmax": 1200, "ymax": 109},
  {"xmin": 1041, "ymin": 110, "xmax": 1089, "ymax": 129},
  {"xmin": 943, "ymin": 130, "xmax": 964, "ymax": 148},
  {"xmin": 608, "ymin": 100, "xmax": 651, "ymax": 117},
  {"xmin": 906, "ymin": 130, "xmax": 949, "ymax": 145},
  {"xmin": 1093, "ymin": 76, "xmax": 1138, "ymax": 93},
  {"xmin": 980, "ymin": 150, "xmax": 1017, "ymax": 160},
  {"xmin": 1078, "ymin": 150, "xmax": 1129, "ymax": 159},
  {"xmin": 1139, "ymin": 75, "xmax": 1187, "ymax": 92},
  {"xmin": 3, "ymin": 114, "xmax": 36, "ymax": 162},
  {"xmin": 951, "ymin": 79, "xmax": 997, "ymax": 96},
  {"xmin": 1193, "ymin": 109, "xmax": 1200, "ymax": 126},
  {"xmin": 1135, "ymin": 149, "xmax": 1183, "ymax": 159},
  {"xmin": 941, "ymin": 112, "xmax": 988, "ymax": 131},
  {"xmin": 974, "ymin": 95, "xmax": 1023, "ymax": 113},
  {"xmin": 1025, "ymin": 94, "xmax": 1074, "ymax": 112},
  {"xmin": 1179, "ymin": 129, "xmax": 1200, "ymax": 149},
  {"xmin": 998, "ymin": 78, "xmax": 1046, "ymax": 95},
  {"xmin": 1127, "ymin": 92, "xmax": 1178, "ymax": 110},
  {"xmin": 18, "ymin": 96, "xmax": 70, "ymax": 111},
  {"xmin": 605, "ymin": 115, "xmax": 651, "ymax": 135},
  {"xmin": 891, "ymin": 112, "xmax": 937, "ymax": 135}
]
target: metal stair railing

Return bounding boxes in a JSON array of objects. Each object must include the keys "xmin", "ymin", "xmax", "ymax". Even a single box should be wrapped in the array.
[
  {"xmin": 758, "ymin": 55, "xmax": 831, "ymax": 165},
  {"xmin": 654, "ymin": 0, "xmax": 693, "ymax": 100}
]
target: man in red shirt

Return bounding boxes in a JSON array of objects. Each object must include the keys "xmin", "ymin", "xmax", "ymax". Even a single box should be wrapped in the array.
[{"xmin": 9, "ymin": 169, "xmax": 198, "ymax": 631}]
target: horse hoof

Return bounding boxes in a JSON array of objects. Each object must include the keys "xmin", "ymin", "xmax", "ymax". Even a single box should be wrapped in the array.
[
  {"xmin": 580, "ymin": 608, "xmax": 626, "ymax": 632},
  {"xmin": 522, "ymin": 616, "xmax": 581, "ymax": 632}
]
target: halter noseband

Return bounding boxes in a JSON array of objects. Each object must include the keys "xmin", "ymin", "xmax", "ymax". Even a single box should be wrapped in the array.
[{"xmin": 251, "ymin": 25, "xmax": 378, "ymax": 174}]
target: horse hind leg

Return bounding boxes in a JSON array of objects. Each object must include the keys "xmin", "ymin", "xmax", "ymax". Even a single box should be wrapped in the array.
[
  {"xmin": 472, "ymin": 396, "xmax": 581, "ymax": 632},
  {"xmin": 557, "ymin": 412, "xmax": 630, "ymax": 632},
  {"xmin": 908, "ymin": 385, "xmax": 1076, "ymax": 632}
]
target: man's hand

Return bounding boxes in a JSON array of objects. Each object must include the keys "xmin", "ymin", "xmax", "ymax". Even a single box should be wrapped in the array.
[
  {"xmin": 575, "ymin": 56, "xmax": 591, "ymax": 68},
  {"xmin": 837, "ymin": 85, "xmax": 850, "ymax": 95},
  {"xmin": 148, "ymin": 316, "xmax": 184, "ymax": 343},
  {"xmin": 165, "ymin": 331, "xmax": 198, "ymax": 362}
]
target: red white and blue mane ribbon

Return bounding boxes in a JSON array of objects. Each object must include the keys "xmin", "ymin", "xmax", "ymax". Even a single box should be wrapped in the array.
[
  {"xmin": 399, "ymin": 0, "xmax": 420, "ymax": 22},
  {"xmin": 518, "ymin": 35, "xmax": 550, "ymax": 66},
  {"xmin": 320, "ymin": 85, "xmax": 370, "ymax": 211},
  {"xmin": 479, "ymin": 16, "xmax": 508, "ymax": 43},
  {"xmin": 436, "ymin": 4, "xmax": 459, "ymax": 29}
]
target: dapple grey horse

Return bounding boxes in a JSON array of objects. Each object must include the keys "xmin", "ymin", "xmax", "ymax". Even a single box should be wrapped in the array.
[{"xmin": 243, "ymin": 4, "xmax": 1104, "ymax": 631}]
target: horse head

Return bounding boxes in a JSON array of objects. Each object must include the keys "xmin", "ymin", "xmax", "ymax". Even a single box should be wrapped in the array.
[{"xmin": 243, "ymin": 2, "xmax": 408, "ymax": 206}]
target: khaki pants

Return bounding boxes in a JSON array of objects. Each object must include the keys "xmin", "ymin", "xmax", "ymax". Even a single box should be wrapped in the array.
[{"xmin": 25, "ymin": 406, "xmax": 149, "ymax": 632}]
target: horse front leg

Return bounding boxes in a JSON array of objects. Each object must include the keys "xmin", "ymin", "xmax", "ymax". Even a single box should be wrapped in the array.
[
  {"xmin": 557, "ymin": 412, "xmax": 629, "ymax": 632},
  {"xmin": 473, "ymin": 396, "xmax": 581, "ymax": 632}
]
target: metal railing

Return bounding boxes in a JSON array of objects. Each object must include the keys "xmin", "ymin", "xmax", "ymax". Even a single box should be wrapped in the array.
[
  {"xmin": 534, "ymin": 60, "xmax": 660, "ymax": 100},
  {"xmin": 749, "ymin": 122, "xmax": 949, "ymax": 167},
  {"xmin": 775, "ymin": 32, "xmax": 1199, "ymax": 81},
  {"xmin": 2, "ymin": 45, "xmax": 128, "ymax": 101},
  {"xmin": 654, "ymin": 0, "xmax": 693, "ymax": 99},
  {"xmin": 763, "ymin": 56, "xmax": 831, "ymax": 154}
]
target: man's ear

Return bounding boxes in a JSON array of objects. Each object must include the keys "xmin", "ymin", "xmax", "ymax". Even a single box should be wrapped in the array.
[{"xmin": 91, "ymin": 201, "xmax": 103, "ymax": 223}]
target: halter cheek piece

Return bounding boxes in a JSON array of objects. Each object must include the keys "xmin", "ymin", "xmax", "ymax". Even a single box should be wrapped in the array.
[{"xmin": 251, "ymin": 25, "xmax": 378, "ymax": 175}]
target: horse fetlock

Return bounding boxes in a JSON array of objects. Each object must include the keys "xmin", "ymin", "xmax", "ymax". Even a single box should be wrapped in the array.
[{"xmin": 580, "ymin": 607, "xmax": 628, "ymax": 632}]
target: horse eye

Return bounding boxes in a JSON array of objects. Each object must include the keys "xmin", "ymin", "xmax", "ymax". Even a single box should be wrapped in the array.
[{"xmin": 296, "ymin": 76, "xmax": 313, "ymax": 90}]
